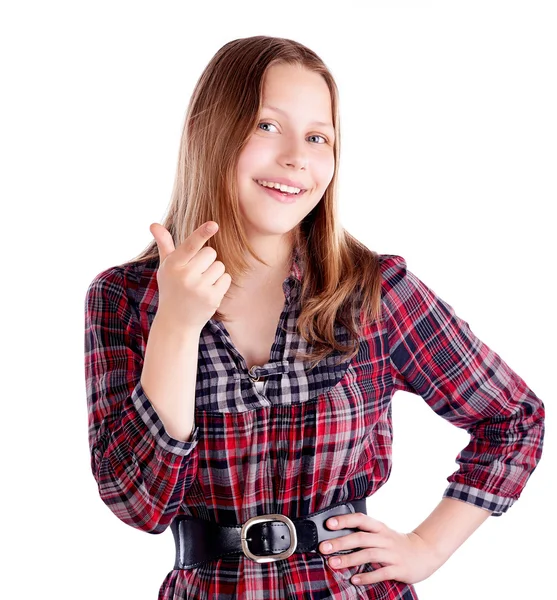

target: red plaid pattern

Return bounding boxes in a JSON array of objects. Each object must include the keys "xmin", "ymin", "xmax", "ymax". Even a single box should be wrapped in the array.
[{"xmin": 84, "ymin": 249, "xmax": 544, "ymax": 599}]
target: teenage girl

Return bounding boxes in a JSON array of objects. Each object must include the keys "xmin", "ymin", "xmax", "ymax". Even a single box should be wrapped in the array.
[{"xmin": 84, "ymin": 35, "xmax": 545, "ymax": 600}]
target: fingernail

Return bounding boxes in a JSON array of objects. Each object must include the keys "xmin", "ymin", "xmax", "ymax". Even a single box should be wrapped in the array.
[
  {"xmin": 352, "ymin": 576, "xmax": 361, "ymax": 584},
  {"xmin": 206, "ymin": 222, "xmax": 218, "ymax": 233},
  {"xmin": 323, "ymin": 542, "xmax": 332, "ymax": 551},
  {"xmin": 328, "ymin": 518, "xmax": 338, "ymax": 527},
  {"xmin": 330, "ymin": 557, "xmax": 341, "ymax": 566}
]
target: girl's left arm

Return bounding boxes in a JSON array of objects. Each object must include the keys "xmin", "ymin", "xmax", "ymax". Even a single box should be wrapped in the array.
[
  {"xmin": 411, "ymin": 496, "xmax": 491, "ymax": 565},
  {"xmin": 380, "ymin": 254, "xmax": 546, "ymax": 518}
]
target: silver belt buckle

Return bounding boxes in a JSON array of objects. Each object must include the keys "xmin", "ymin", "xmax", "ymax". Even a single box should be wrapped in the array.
[{"xmin": 240, "ymin": 514, "xmax": 298, "ymax": 563}]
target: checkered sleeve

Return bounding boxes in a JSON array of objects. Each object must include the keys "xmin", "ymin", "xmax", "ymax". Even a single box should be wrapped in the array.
[
  {"xmin": 84, "ymin": 266, "xmax": 200, "ymax": 533},
  {"xmin": 380, "ymin": 254, "xmax": 545, "ymax": 516}
]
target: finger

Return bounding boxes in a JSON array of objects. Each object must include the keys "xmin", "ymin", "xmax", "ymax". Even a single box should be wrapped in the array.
[
  {"xmin": 201, "ymin": 256, "xmax": 225, "ymax": 283},
  {"xmin": 175, "ymin": 221, "xmax": 219, "ymax": 265},
  {"xmin": 150, "ymin": 223, "xmax": 175, "ymax": 265},
  {"xmin": 320, "ymin": 530, "xmax": 384, "ymax": 555},
  {"xmin": 351, "ymin": 565, "xmax": 398, "ymax": 587},
  {"xmin": 212, "ymin": 271, "xmax": 232, "ymax": 298},
  {"xmin": 324, "ymin": 547, "xmax": 389, "ymax": 571},
  {"xmin": 325, "ymin": 512, "xmax": 383, "ymax": 534}
]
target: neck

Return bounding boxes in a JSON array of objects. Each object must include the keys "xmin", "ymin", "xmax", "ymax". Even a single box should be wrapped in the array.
[{"xmin": 235, "ymin": 231, "xmax": 295, "ymax": 292}]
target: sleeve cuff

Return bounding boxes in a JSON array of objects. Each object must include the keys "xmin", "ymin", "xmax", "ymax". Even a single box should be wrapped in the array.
[
  {"xmin": 130, "ymin": 379, "xmax": 200, "ymax": 457},
  {"xmin": 442, "ymin": 482, "xmax": 516, "ymax": 517}
]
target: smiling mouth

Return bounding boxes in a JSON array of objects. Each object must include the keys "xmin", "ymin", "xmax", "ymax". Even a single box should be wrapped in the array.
[{"xmin": 253, "ymin": 180, "xmax": 307, "ymax": 196}]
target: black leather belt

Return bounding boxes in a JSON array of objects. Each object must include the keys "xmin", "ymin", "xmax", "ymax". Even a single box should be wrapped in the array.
[{"xmin": 170, "ymin": 498, "xmax": 367, "ymax": 569}]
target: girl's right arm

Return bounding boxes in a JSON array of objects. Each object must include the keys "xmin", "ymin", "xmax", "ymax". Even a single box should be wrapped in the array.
[
  {"xmin": 84, "ymin": 267, "xmax": 201, "ymax": 534},
  {"xmin": 84, "ymin": 221, "xmax": 230, "ymax": 534}
]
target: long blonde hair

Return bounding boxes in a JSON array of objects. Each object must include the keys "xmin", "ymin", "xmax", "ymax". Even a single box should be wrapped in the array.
[{"xmin": 123, "ymin": 35, "xmax": 382, "ymax": 371}]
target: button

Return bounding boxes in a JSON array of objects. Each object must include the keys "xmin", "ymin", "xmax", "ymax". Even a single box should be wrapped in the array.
[{"xmin": 248, "ymin": 365, "xmax": 261, "ymax": 382}]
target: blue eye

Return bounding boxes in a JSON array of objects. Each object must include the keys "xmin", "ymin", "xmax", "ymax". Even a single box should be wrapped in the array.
[{"xmin": 258, "ymin": 122, "xmax": 328, "ymax": 144}]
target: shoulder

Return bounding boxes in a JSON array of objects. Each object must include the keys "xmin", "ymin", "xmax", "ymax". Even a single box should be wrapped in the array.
[
  {"xmin": 377, "ymin": 254, "xmax": 448, "ymax": 329},
  {"xmin": 375, "ymin": 254, "xmax": 423, "ymax": 325},
  {"xmin": 85, "ymin": 263, "xmax": 133, "ymax": 303},
  {"xmin": 85, "ymin": 264, "xmax": 127, "ymax": 306},
  {"xmin": 85, "ymin": 257, "xmax": 159, "ymax": 312},
  {"xmin": 376, "ymin": 253, "xmax": 408, "ymax": 292}
]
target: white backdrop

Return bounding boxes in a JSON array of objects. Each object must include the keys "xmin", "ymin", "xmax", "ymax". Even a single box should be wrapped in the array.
[{"xmin": 1, "ymin": 1, "xmax": 554, "ymax": 598}]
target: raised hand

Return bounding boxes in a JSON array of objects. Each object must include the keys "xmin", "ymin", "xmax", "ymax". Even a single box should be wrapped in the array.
[{"xmin": 149, "ymin": 221, "xmax": 232, "ymax": 332}]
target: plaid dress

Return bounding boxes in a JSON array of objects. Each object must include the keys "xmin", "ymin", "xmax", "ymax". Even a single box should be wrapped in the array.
[{"xmin": 84, "ymin": 247, "xmax": 545, "ymax": 599}]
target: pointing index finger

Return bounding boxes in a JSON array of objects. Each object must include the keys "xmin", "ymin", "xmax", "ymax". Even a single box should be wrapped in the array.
[{"xmin": 175, "ymin": 221, "xmax": 219, "ymax": 264}]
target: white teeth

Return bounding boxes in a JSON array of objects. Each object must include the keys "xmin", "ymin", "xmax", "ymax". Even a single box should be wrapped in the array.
[{"xmin": 256, "ymin": 179, "xmax": 302, "ymax": 194}]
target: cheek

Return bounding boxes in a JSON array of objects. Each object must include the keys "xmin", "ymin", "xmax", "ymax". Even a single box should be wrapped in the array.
[
  {"xmin": 237, "ymin": 151, "xmax": 254, "ymax": 180},
  {"xmin": 238, "ymin": 138, "xmax": 271, "ymax": 170},
  {"xmin": 318, "ymin": 155, "xmax": 335, "ymax": 185},
  {"xmin": 301, "ymin": 151, "xmax": 334, "ymax": 192}
]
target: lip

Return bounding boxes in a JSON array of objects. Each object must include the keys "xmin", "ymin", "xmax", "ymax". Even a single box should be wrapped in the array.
[
  {"xmin": 253, "ymin": 177, "xmax": 308, "ymax": 190},
  {"xmin": 255, "ymin": 180, "xmax": 306, "ymax": 204}
]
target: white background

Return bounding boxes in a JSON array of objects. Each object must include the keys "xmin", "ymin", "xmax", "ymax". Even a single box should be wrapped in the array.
[{"xmin": 1, "ymin": 1, "xmax": 554, "ymax": 598}]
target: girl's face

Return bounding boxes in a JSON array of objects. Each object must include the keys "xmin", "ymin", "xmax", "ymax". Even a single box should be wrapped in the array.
[{"xmin": 236, "ymin": 63, "xmax": 335, "ymax": 239}]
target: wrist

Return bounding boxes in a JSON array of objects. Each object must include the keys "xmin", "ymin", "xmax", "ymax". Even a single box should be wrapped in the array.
[
  {"xmin": 152, "ymin": 311, "xmax": 202, "ymax": 338},
  {"xmin": 408, "ymin": 530, "xmax": 451, "ymax": 569}
]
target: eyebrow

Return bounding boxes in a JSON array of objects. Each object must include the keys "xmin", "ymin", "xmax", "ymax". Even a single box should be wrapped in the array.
[{"xmin": 261, "ymin": 104, "xmax": 334, "ymax": 130}]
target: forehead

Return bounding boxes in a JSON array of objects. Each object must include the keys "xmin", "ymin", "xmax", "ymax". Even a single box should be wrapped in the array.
[
  {"xmin": 260, "ymin": 64, "xmax": 333, "ymax": 126},
  {"xmin": 261, "ymin": 104, "xmax": 333, "ymax": 129}
]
